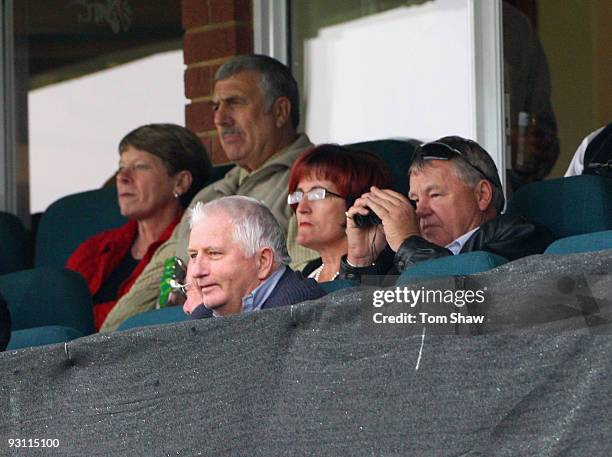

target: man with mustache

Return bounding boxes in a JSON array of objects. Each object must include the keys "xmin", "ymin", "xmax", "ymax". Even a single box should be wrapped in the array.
[
  {"xmin": 183, "ymin": 196, "xmax": 325, "ymax": 319},
  {"xmin": 172, "ymin": 54, "xmax": 315, "ymax": 265},
  {"xmin": 101, "ymin": 54, "xmax": 317, "ymax": 331},
  {"xmin": 341, "ymin": 136, "xmax": 554, "ymax": 280}
]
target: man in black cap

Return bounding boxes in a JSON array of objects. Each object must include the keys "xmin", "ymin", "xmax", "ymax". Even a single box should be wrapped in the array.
[{"xmin": 341, "ymin": 136, "xmax": 554, "ymax": 279}]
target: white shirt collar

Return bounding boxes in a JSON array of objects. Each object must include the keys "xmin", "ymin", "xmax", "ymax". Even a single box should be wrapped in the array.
[{"xmin": 445, "ymin": 227, "xmax": 479, "ymax": 255}]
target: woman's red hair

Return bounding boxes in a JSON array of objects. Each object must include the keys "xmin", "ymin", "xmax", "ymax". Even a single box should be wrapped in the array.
[{"xmin": 288, "ymin": 144, "xmax": 391, "ymax": 210}]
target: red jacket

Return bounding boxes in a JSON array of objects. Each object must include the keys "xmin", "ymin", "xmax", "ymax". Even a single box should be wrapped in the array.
[{"xmin": 66, "ymin": 215, "xmax": 181, "ymax": 330}]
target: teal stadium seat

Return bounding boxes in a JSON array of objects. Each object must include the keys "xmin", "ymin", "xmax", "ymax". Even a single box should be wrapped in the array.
[
  {"xmin": 505, "ymin": 175, "xmax": 612, "ymax": 239},
  {"xmin": 7, "ymin": 325, "xmax": 83, "ymax": 351},
  {"xmin": 545, "ymin": 230, "xmax": 612, "ymax": 255},
  {"xmin": 35, "ymin": 186, "xmax": 127, "ymax": 268},
  {"xmin": 0, "ymin": 211, "xmax": 28, "ymax": 275},
  {"xmin": 319, "ymin": 279, "xmax": 359, "ymax": 294},
  {"xmin": 0, "ymin": 267, "xmax": 94, "ymax": 335},
  {"xmin": 349, "ymin": 139, "xmax": 420, "ymax": 195},
  {"xmin": 396, "ymin": 251, "xmax": 508, "ymax": 285},
  {"xmin": 117, "ymin": 305, "xmax": 188, "ymax": 331}
]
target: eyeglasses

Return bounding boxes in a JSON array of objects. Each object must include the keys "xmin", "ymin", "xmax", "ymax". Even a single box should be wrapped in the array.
[
  {"xmin": 419, "ymin": 141, "xmax": 499, "ymax": 188},
  {"xmin": 287, "ymin": 187, "xmax": 344, "ymax": 205}
]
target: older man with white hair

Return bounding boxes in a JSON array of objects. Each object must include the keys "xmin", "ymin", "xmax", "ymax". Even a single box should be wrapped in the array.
[{"xmin": 183, "ymin": 196, "xmax": 326, "ymax": 318}]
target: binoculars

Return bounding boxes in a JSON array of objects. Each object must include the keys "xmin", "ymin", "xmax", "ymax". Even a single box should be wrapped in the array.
[{"xmin": 353, "ymin": 209, "xmax": 381, "ymax": 228}]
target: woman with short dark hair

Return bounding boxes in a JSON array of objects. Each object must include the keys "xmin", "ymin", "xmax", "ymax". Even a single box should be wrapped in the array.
[
  {"xmin": 66, "ymin": 124, "xmax": 211, "ymax": 330},
  {"xmin": 288, "ymin": 144, "xmax": 390, "ymax": 282}
]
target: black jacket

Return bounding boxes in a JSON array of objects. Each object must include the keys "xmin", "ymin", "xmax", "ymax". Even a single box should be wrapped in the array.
[
  {"xmin": 340, "ymin": 214, "xmax": 554, "ymax": 282},
  {"xmin": 0, "ymin": 292, "xmax": 11, "ymax": 351},
  {"xmin": 583, "ymin": 122, "xmax": 612, "ymax": 178},
  {"xmin": 302, "ymin": 258, "xmax": 323, "ymax": 278},
  {"xmin": 190, "ymin": 267, "xmax": 326, "ymax": 319}
]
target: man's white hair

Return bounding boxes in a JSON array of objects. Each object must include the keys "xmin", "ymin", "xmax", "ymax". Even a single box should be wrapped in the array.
[{"xmin": 189, "ymin": 196, "xmax": 291, "ymax": 265}]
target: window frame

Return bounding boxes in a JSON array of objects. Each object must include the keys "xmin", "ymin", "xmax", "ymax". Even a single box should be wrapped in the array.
[{"xmin": 255, "ymin": 0, "xmax": 507, "ymax": 195}]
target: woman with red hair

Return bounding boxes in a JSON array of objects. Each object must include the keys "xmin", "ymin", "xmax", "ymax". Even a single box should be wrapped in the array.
[{"xmin": 287, "ymin": 144, "xmax": 390, "ymax": 282}]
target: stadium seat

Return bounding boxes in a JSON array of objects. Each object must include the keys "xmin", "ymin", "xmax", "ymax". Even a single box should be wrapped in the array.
[
  {"xmin": 349, "ymin": 139, "xmax": 420, "ymax": 195},
  {"xmin": 34, "ymin": 186, "xmax": 127, "ymax": 268},
  {"xmin": 319, "ymin": 279, "xmax": 359, "ymax": 294},
  {"xmin": 6, "ymin": 325, "xmax": 83, "ymax": 351},
  {"xmin": 505, "ymin": 175, "xmax": 612, "ymax": 239},
  {"xmin": 396, "ymin": 251, "xmax": 508, "ymax": 285},
  {"xmin": 545, "ymin": 230, "xmax": 612, "ymax": 255},
  {"xmin": 0, "ymin": 211, "xmax": 28, "ymax": 275},
  {"xmin": 0, "ymin": 267, "xmax": 94, "ymax": 335},
  {"xmin": 117, "ymin": 305, "xmax": 188, "ymax": 331}
]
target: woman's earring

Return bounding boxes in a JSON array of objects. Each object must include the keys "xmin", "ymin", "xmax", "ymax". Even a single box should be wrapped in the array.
[{"xmin": 173, "ymin": 191, "xmax": 180, "ymax": 199}]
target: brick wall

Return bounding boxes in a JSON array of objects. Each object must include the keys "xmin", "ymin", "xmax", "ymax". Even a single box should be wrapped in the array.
[{"xmin": 182, "ymin": 0, "xmax": 253, "ymax": 164}]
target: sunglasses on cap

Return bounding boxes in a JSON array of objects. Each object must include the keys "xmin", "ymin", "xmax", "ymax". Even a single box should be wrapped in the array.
[{"xmin": 418, "ymin": 141, "xmax": 499, "ymax": 188}]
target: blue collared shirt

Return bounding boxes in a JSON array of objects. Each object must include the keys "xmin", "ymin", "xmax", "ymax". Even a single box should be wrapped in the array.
[
  {"xmin": 445, "ymin": 227, "xmax": 479, "ymax": 255},
  {"xmin": 241, "ymin": 265, "xmax": 287, "ymax": 314}
]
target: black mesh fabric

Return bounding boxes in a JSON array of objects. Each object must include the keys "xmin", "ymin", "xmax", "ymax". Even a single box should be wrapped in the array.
[
  {"xmin": 1, "ymin": 250, "xmax": 611, "ymax": 457},
  {"xmin": 0, "ymin": 292, "xmax": 9, "ymax": 351}
]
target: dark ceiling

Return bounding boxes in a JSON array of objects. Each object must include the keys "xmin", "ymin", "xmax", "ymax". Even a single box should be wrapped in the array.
[{"xmin": 25, "ymin": 0, "xmax": 183, "ymax": 88}]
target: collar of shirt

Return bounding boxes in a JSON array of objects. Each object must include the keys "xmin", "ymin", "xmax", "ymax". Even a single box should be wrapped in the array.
[
  {"xmin": 241, "ymin": 265, "xmax": 287, "ymax": 314},
  {"xmin": 445, "ymin": 227, "xmax": 479, "ymax": 255}
]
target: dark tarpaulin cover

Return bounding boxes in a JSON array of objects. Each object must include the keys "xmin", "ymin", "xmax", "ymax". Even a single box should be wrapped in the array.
[{"xmin": 1, "ymin": 250, "xmax": 611, "ymax": 457}]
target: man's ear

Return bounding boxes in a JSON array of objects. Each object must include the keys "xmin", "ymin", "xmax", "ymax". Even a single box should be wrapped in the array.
[
  {"xmin": 272, "ymin": 96, "xmax": 291, "ymax": 128},
  {"xmin": 174, "ymin": 170, "xmax": 193, "ymax": 197},
  {"xmin": 256, "ymin": 247, "xmax": 276, "ymax": 279},
  {"xmin": 475, "ymin": 179, "xmax": 494, "ymax": 212}
]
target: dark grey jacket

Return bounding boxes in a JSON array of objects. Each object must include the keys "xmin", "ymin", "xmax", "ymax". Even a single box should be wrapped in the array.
[
  {"xmin": 0, "ymin": 292, "xmax": 11, "ymax": 351},
  {"xmin": 190, "ymin": 267, "xmax": 326, "ymax": 319}
]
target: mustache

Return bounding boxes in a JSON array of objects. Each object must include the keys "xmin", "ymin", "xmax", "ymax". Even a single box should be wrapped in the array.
[{"xmin": 219, "ymin": 126, "xmax": 243, "ymax": 137}]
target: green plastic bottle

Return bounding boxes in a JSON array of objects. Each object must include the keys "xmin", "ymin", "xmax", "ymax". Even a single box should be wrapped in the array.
[{"xmin": 158, "ymin": 256, "xmax": 186, "ymax": 308}]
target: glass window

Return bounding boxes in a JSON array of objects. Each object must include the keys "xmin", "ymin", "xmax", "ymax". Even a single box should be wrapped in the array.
[
  {"xmin": 23, "ymin": 0, "xmax": 185, "ymax": 213},
  {"xmin": 290, "ymin": 0, "xmax": 482, "ymax": 144}
]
